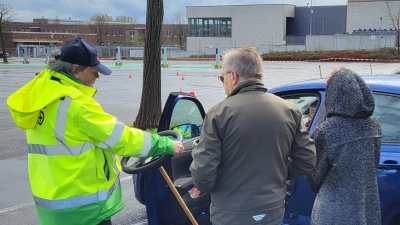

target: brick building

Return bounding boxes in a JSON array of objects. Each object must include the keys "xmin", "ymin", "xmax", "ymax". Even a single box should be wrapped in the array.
[{"xmin": 2, "ymin": 17, "xmax": 188, "ymax": 56}]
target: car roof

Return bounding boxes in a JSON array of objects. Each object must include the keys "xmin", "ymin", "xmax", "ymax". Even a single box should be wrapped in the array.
[{"xmin": 269, "ymin": 74, "xmax": 400, "ymax": 95}]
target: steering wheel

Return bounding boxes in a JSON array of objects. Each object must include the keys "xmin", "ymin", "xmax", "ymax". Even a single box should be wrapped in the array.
[{"xmin": 121, "ymin": 130, "xmax": 183, "ymax": 174}]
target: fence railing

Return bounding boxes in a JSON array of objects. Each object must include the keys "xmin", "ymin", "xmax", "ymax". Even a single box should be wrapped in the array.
[{"xmin": 4, "ymin": 34, "xmax": 399, "ymax": 59}]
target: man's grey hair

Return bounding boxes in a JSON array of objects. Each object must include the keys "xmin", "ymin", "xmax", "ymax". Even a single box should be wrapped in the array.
[
  {"xmin": 47, "ymin": 50, "xmax": 87, "ymax": 76},
  {"xmin": 222, "ymin": 47, "xmax": 264, "ymax": 80}
]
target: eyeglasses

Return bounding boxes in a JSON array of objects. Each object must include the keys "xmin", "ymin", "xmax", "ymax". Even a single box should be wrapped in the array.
[{"xmin": 218, "ymin": 71, "xmax": 231, "ymax": 83}]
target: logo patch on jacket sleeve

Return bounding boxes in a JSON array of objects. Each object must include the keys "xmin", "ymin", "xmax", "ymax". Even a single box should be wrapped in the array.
[
  {"xmin": 37, "ymin": 111, "xmax": 45, "ymax": 125},
  {"xmin": 253, "ymin": 214, "xmax": 266, "ymax": 221}
]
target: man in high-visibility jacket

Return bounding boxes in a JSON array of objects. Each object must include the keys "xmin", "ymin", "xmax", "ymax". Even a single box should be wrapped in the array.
[{"xmin": 7, "ymin": 38, "xmax": 184, "ymax": 225}]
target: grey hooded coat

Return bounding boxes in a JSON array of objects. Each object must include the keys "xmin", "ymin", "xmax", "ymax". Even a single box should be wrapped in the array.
[{"xmin": 306, "ymin": 69, "xmax": 382, "ymax": 225}]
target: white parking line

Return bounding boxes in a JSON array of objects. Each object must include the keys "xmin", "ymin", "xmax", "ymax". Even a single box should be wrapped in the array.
[
  {"xmin": 0, "ymin": 175, "xmax": 133, "ymax": 214},
  {"xmin": 0, "ymin": 202, "xmax": 35, "ymax": 214}
]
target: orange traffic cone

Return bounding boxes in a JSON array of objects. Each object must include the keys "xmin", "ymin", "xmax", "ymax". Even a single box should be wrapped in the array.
[
  {"xmin": 189, "ymin": 91, "xmax": 195, "ymax": 96},
  {"xmin": 15, "ymin": 80, "xmax": 19, "ymax": 84},
  {"xmin": 128, "ymin": 72, "xmax": 132, "ymax": 78},
  {"xmin": 179, "ymin": 87, "xmax": 182, "ymax": 92},
  {"xmin": 176, "ymin": 70, "xmax": 179, "ymax": 76},
  {"xmin": 181, "ymin": 74, "xmax": 185, "ymax": 80}
]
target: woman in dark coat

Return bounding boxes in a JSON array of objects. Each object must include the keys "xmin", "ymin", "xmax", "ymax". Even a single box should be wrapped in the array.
[{"xmin": 306, "ymin": 68, "xmax": 382, "ymax": 225}]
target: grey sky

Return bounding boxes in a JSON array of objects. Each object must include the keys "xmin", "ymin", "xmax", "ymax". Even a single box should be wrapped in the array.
[{"xmin": 2, "ymin": 0, "xmax": 347, "ymax": 24}]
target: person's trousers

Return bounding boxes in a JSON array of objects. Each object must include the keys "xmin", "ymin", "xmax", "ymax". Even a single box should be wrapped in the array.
[{"xmin": 98, "ymin": 219, "xmax": 112, "ymax": 225}]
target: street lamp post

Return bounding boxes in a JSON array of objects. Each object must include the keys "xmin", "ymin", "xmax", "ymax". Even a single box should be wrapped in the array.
[
  {"xmin": 380, "ymin": 17, "xmax": 382, "ymax": 48},
  {"xmin": 198, "ymin": 29, "xmax": 201, "ymax": 56}
]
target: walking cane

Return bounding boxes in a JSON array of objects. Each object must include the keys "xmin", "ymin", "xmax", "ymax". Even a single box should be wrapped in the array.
[{"xmin": 158, "ymin": 166, "xmax": 199, "ymax": 225}]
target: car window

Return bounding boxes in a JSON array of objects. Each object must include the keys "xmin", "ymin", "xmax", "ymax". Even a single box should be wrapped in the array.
[
  {"xmin": 373, "ymin": 93, "xmax": 400, "ymax": 143},
  {"xmin": 282, "ymin": 95, "xmax": 320, "ymax": 126},
  {"xmin": 169, "ymin": 99, "xmax": 203, "ymax": 140}
]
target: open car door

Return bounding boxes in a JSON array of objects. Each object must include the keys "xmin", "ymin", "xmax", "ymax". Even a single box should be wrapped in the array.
[{"xmin": 133, "ymin": 92, "xmax": 210, "ymax": 225}]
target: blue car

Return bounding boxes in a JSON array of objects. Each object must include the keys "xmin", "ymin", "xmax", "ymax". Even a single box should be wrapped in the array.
[{"xmin": 131, "ymin": 74, "xmax": 400, "ymax": 225}]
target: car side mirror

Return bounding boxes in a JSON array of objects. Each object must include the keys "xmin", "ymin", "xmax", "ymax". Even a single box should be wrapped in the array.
[{"xmin": 171, "ymin": 123, "xmax": 201, "ymax": 139}]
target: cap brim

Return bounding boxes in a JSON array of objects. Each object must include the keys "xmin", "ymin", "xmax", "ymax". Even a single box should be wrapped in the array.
[{"xmin": 93, "ymin": 63, "xmax": 112, "ymax": 75}]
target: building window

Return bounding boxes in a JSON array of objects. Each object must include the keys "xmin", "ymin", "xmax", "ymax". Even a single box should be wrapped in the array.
[
  {"xmin": 119, "ymin": 30, "xmax": 123, "ymax": 36},
  {"xmin": 129, "ymin": 30, "xmax": 135, "ymax": 42},
  {"xmin": 107, "ymin": 30, "xmax": 110, "ymax": 36},
  {"xmin": 167, "ymin": 30, "xmax": 170, "ymax": 37},
  {"xmin": 188, "ymin": 18, "xmax": 232, "ymax": 37},
  {"xmin": 112, "ymin": 30, "xmax": 116, "ymax": 36}
]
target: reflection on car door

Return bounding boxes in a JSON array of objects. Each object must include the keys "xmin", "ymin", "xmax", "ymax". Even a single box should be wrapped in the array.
[
  {"xmin": 276, "ymin": 91, "xmax": 400, "ymax": 225},
  {"xmin": 372, "ymin": 93, "xmax": 400, "ymax": 225}
]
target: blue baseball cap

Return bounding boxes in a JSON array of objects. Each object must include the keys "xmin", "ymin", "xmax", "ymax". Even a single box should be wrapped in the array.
[{"xmin": 59, "ymin": 38, "xmax": 112, "ymax": 75}]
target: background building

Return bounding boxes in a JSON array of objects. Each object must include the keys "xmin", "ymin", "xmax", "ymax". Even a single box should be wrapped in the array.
[
  {"xmin": 2, "ymin": 1, "xmax": 400, "ymax": 57},
  {"xmin": 186, "ymin": 4, "xmax": 295, "ymax": 52},
  {"xmin": 186, "ymin": 1, "xmax": 398, "ymax": 53},
  {"xmin": 2, "ymin": 17, "xmax": 184, "ymax": 57}
]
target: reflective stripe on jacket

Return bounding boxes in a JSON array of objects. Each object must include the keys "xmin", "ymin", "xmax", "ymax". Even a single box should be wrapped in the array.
[{"xmin": 7, "ymin": 69, "xmax": 175, "ymax": 225}]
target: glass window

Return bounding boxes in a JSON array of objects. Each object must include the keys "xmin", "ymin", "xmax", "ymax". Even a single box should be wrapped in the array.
[
  {"xmin": 283, "ymin": 95, "xmax": 319, "ymax": 126},
  {"xmin": 169, "ymin": 99, "xmax": 203, "ymax": 140},
  {"xmin": 129, "ymin": 30, "xmax": 135, "ymax": 42},
  {"xmin": 187, "ymin": 17, "xmax": 231, "ymax": 37},
  {"xmin": 373, "ymin": 94, "xmax": 400, "ymax": 142}
]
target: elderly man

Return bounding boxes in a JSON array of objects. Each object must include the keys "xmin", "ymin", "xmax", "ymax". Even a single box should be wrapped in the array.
[
  {"xmin": 7, "ymin": 38, "xmax": 184, "ymax": 225},
  {"xmin": 190, "ymin": 47, "xmax": 316, "ymax": 225}
]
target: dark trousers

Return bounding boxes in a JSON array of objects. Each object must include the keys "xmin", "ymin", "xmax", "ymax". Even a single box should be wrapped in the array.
[{"xmin": 98, "ymin": 219, "xmax": 112, "ymax": 225}]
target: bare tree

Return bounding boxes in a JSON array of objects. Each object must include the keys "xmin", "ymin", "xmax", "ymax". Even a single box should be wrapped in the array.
[
  {"xmin": 133, "ymin": 33, "xmax": 146, "ymax": 46},
  {"xmin": 0, "ymin": 3, "xmax": 16, "ymax": 63},
  {"xmin": 386, "ymin": 1, "xmax": 400, "ymax": 54},
  {"xmin": 170, "ymin": 10, "xmax": 187, "ymax": 50},
  {"xmin": 133, "ymin": 0, "xmax": 164, "ymax": 130},
  {"xmin": 115, "ymin": 15, "xmax": 136, "ymax": 24},
  {"xmin": 89, "ymin": 12, "xmax": 113, "ymax": 45}
]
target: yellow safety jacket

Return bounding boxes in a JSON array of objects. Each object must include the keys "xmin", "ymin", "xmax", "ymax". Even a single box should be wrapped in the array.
[{"xmin": 7, "ymin": 69, "xmax": 175, "ymax": 225}]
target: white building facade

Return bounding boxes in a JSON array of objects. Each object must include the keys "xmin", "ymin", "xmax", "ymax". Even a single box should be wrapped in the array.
[
  {"xmin": 186, "ymin": 4, "xmax": 295, "ymax": 53},
  {"xmin": 346, "ymin": 1, "xmax": 400, "ymax": 34},
  {"xmin": 186, "ymin": 1, "xmax": 400, "ymax": 53}
]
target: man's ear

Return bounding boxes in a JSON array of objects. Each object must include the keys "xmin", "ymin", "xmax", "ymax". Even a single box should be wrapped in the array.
[
  {"xmin": 231, "ymin": 70, "xmax": 239, "ymax": 85},
  {"xmin": 71, "ymin": 64, "xmax": 78, "ymax": 74}
]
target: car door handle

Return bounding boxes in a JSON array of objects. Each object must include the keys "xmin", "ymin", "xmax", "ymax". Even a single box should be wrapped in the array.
[{"xmin": 379, "ymin": 160, "xmax": 400, "ymax": 170}]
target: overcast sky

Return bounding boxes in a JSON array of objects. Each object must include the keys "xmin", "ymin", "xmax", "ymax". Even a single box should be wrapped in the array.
[{"xmin": 2, "ymin": 0, "xmax": 347, "ymax": 24}]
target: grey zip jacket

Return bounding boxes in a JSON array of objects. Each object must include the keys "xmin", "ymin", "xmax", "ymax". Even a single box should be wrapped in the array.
[
  {"xmin": 190, "ymin": 80, "xmax": 316, "ymax": 225},
  {"xmin": 306, "ymin": 69, "xmax": 382, "ymax": 225}
]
